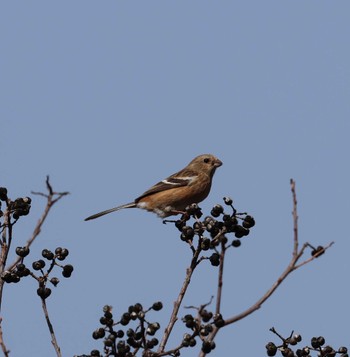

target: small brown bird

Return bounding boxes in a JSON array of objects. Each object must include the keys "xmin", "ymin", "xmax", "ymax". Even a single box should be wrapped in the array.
[{"xmin": 85, "ymin": 154, "xmax": 222, "ymax": 221}]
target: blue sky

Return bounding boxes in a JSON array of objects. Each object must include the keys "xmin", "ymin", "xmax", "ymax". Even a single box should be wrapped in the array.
[{"xmin": 1, "ymin": 1, "xmax": 349, "ymax": 356}]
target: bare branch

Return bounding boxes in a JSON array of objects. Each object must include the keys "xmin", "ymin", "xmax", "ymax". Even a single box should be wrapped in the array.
[
  {"xmin": 0, "ymin": 202, "xmax": 14, "ymax": 311},
  {"xmin": 215, "ymin": 241, "xmax": 226, "ymax": 314},
  {"xmin": 290, "ymin": 179, "xmax": 299, "ymax": 257},
  {"xmin": 41, "ymin": 298, "xmax": 62, "ymax": 357},
  {"xmin": 158, "ymin": 240, "xmax": 203, "ymax": 353},
  {"xmin": 198, "ymin": 179, "xmax": 334, "ymax": 357},
  {"xmin": 0, "ymin": 319, "xmax": 9, "ymax": 357}
]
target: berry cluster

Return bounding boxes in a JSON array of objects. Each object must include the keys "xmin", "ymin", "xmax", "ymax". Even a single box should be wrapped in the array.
[
  {"xmin": 181, "ymin": 309, "xmax": 226, "ymax": 353},
  {"xmin": 0, "ymin": 187, "xmax": 31, "ymax": 221},
  {"xmin": 1, "ymin": 246, "xmax": 73, "ymax": 299},
  {"xmin": 266, "ymin": 328, "xmax": 348, "ymax": 357},
  {"xmin": 78, "ymin": 302, "xmax": 164, "ymax": 357},
  {"xmin": 169, "ymin": 197, "xmax": 255, "ymax": 263}
]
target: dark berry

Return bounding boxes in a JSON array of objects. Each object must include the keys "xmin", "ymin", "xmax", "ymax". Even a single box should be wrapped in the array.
[
  {"xmin": 37, "ymin": 287, "xmax": 51, "ymax": 299},
  {"xmin": 201, "ymin": 340, "xmax": 215, "ymax": 353},
  {"xmin": 23, "ymin": 197, "xmax": 31, "ymax": 204},
  {"xmin": 116, "ymin": 330, "xmax": 124, "ymax": 338},
  {"xmin": 181, "ymin": 226, "xmax": 194, "ymax": 241},
  {"xmin": 266, "ymin": 342, "xmax": 277, "ymax": 356},
  {"xmin": 62, "ymin": 264, "xmax": 74, "ymax": 278},
  {"xmin": 133, "ymin": 302, "xmax": 143, "ymax": 312},
  {"xmin": 317, "ymin": 336, "xmax": 325, "ymax": 346},
  {"xmin": 104, "ymin": 310, "xmax": 113, "ymax": 319},
  {"xmin": 0, "ymin": 188, "xmax": 8, "ymax": 201},
  {"xmin": 234, "ymin": 225, "xmax": 249, "ymax": 238},
  {"xmin": 311, "ymin": 337, "xmax": 320, "ymax": 348},
  {"xmin": 210, "ymin": 204, "xmax": 224, "ymax": 217},
  {"xmin": 311, "ymin": 246, "xmax": 325, "ymax": 257},
  {"xmin": 189, "ymin": 338, "xmax": 196, "ymax": 347},
  {"xmin": 32, "ymin": 260, "xmax": 45, "ymax": 270},
  {"xmin": 200, "ymin": 238, "xmax": 211, "ymax": 251},
  {"xmin": 120, "ymin": 312, "xmax": 131, "ymax": 325},
  {"xmin": 185, "ymin": 203, "xmax": 202, "ymax": 217},
  {"xmin": 209, "ymin": 253, "xmax": 220, "ymax": 267},
  {"xmin": 175, "ymin": 220, "xmax": 185, "ymax": 231},
  {"xmin": 243, "ymin": 215, "xmax": 255, "ymax": 228},
  {"xmin": 126, "ymin": 328, "xmax": 135, "ymax": 337},
  {"xmin": 200, "ymin": 309, "xmax": 213, "ymax": 322},
  {"xmin": 57, "ymin": 248, "xmax": 69, "ymax": 260},
  {"xmin": 322, "ymin": 346, "xmax": 336, "ymax": 357},
  {"xmin": 15, "ymin": 246, "xmax": 30, "ymax": 257},
  {"xmin": 152, "ymin": 301, "xmax": 163, "ymax": 311},
  {"xmin": 50, "ymin": 277, "xmax": 59, "ymax": 286},
  {"xmin": 16, "ymin": 263, "xmax": 26, "ymax": 272},
  {"xmin": 232, "ymin": 239, "xmax": 241, "ymax": 247},
  {"xmin": 281, "ymin": 347, "xmax": 294, "ymax": 357},
  {"xmin": 42, "ymin": 249, "xmax": 54, "ymax": 260},
  {"xmin": 213, "ymin": 313, "xmax": 225, "ymax": 328},
  {"xmin": 223, "ymin": 197, "xmax": 233, "ymax": 205}
]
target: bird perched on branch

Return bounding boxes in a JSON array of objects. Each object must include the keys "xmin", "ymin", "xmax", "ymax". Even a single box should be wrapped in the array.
[{"xmin": 85, "ymin": 154, "xmax": 222, "ymax": 221}]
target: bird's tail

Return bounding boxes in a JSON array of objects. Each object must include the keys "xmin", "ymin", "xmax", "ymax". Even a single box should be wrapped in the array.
[{"xmin": 84, "ymin": 202, "xmax": 136, "ymax": 221}]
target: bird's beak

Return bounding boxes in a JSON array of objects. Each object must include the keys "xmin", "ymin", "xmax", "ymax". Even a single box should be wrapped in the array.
[{"xmin": 214, "ymin": 158, "xmax": 223, "ymax": 167}]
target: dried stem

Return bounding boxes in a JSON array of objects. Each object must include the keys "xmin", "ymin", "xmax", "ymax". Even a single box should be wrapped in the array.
[
  {"xmin": 0, "ymin": 206, "xmax": 12, "ymax": 312},
  {"xmin": 215, "ymin": 241, "xmax": 226, "ymax": 314},
  {"xmin": 291, "ymin": 179, "xmax": 299, "ymax": 256},
  {"xmin": 41, "ymin": 298, "xmax": 62, "ymax": 357},
  {"xmin": 158, "ymin": 241, "xmax": 203, "ymax": 353},
  {"xmin": 0, "ymin": 319, "xmax": 9, "ymax": 357}
]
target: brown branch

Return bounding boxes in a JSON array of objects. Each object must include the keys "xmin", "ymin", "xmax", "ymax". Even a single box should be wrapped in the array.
[
  {"xmin": 0, "ymin": 202, "xmax": 14, "ymax": 312},
  {"xmin": 157, "ymin": 242, "xmax": 203, "ymax": 353},
  {"xmin": 290, "ymin": 179, "xmax": 299, "ymax": 256},
  {"xmin": 215, "ymin": 241, "xmax": 226, "ymax": 314},
  {"xmin": 0, "ymin": 319, "xmax": 9, "ymax": 357},
  {"xmin": 41, "ymin": 298, "xmax": 62, "ymax": 357},
  {"xmin": 198, "ymin": 179, "xmax": 334, "ymax": 357}
]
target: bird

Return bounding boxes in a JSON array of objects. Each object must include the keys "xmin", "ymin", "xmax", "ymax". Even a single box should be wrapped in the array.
[{"xmin": 85, "ymin": 154, "xmax": 222, "ymax": 221}]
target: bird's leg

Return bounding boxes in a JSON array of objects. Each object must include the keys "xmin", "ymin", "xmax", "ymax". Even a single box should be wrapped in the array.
[
  {"xmin": 171, "ymin": 210, "xmax": 187, "ymax": 217},
  {"xmin": 162, "ymin": 211, "xmax": 189, "ymax": 224}
]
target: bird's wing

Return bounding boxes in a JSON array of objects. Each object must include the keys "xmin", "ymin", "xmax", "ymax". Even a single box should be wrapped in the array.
[{"xmin": 135, "ymin": 170, "xmax": 197, "ymax": 202}]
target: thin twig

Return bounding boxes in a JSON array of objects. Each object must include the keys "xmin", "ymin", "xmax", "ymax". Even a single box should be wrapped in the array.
[
  {"xmin": 41, "ymin": 298, "xmax": 62, "ymax": 357},
  {"xmin": 158, "ymin": 242, "xmax": 203, "ymax": 353},
  {"xmin": 290, "ymin": 179, "xmax": 298, "ymax": 256},
  {"xmin": 215, "ymin": 241, "xmax": 226, "ymax": 314},
  {"xmin": 0, "ymin": 319, "xmax": 9, "ymax": 357},
  {"xmin": 0, "ymin": 206, "xmax": 12, "ymax": 312}
]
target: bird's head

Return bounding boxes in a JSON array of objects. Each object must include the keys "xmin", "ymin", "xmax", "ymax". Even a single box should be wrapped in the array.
[{"xmin": 188, "ymin": 154, "xmax": 222, "ymax": 176}]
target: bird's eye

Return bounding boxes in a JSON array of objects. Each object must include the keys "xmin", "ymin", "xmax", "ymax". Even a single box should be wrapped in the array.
[{"xmin": 203, "ymin": 158, "xmax": 210, "ymax": 163}]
